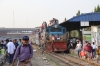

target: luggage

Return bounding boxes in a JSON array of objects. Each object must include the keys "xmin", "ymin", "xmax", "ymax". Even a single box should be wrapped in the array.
[{"xmin": 80, "ymin": 50, "xmax": 86, "ymax": 56}]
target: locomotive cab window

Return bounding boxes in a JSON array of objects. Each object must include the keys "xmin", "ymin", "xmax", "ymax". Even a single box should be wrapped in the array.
[{"xmin": 50, "ymin": 26, "xmax": 62, "ymax": 32}]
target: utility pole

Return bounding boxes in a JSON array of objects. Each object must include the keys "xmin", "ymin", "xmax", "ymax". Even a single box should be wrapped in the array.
[
  {"xmin": 27, "ymin": 19, "xmax": 28, "ymax": 28},
  {"xmin": 13, "ymin": 10, "xmax": 14, "ymax": 28}
]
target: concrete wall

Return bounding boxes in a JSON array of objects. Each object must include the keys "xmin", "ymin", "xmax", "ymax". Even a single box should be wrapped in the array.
[{"xmin": 91, "ymin": 26, "xmax": 98, "ymax": 45}]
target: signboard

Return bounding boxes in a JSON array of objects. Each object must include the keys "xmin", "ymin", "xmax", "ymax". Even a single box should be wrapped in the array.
[
  {"xmin": 83, "ymin": 34, "xmax": 91, "ymax": 41},
  {"xmin": 97, "ymin": 26, "xmax": 100, "ymax": 40},
  {"xmin": 80, "ymin": 21, "xmax": 89, "ymax": 26},
  {"xmin": 97, "ymin": 26, "xmax": 100, "ymax": 46}
]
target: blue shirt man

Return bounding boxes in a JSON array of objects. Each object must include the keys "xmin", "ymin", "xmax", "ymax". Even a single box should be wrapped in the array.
[{"xmin": 18, "ymin": 39, "xmax": 22, "ymax": 45}]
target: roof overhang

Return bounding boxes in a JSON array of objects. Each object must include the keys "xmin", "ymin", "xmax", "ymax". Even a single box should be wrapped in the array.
[{"xmin": 59, "ymin": 12, "xmax": 100, "ymax": 31}]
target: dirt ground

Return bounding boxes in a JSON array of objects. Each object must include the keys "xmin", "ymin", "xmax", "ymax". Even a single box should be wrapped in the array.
[{"xmin": 3, "ymin": 45, "xmax": 62, "ymax": 66}]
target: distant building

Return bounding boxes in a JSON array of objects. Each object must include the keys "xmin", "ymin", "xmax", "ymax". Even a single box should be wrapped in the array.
[{"xmin": 0, "ymin": 28, "xmax": 37, "ymax": 38}]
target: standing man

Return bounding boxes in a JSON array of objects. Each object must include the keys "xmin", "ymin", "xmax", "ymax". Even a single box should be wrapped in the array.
[
  {"xmin": 51, "ymin": 35, "xmax": 55, "ymax": 52},
  {"xmin": 40, "ymin": 36, "xmax": 45, "ymax": 54},
  {"xmin": 36, "ymin": 30, "xmax": 40, "ymax": 49},
  {"xmin": 7, "ymin": 40, "xmax": 16, "ymax": 64},
  {"xmin": 1, "ymin": 40, "xmax": 4, "ymax": 48},
  {"xmin": 84, "ymin": 43, "xmax": 92, "ymax": 60},
  {"xmin": 13, "ymin": 39, "xmax": 19, "ymax": 56},
  {"xmin": 18, "ymin": 39, "xmax": 22, "ymax": 45},
  {"xmin": 12, "ymin": 36, "xmax": 33, "ymax": 66},
  {"xmin": 83, "ymin": 41, "xmax": 88, "ymax": 49},
  {"xmin": 72, "ymin": 37, "xmax": 76, "ymax": 49},
  {"xmin": 3, "ymin": 40, "xmax": 6, "ymax": 49},
  {"xmin": 13, "ymin": 39, "xmax": 19, "ymax": 49},
  {"xmin": 91, "ymin": 42, "xmax": 97, "ymax": 58},
  {"xmin": 5, "ymin": 39, "xmax": 9, "ymax": 62}
]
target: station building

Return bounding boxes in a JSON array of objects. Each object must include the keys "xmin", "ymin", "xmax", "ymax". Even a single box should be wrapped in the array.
[
  {"xmin": 60, "ymin": 12, "xmax": 100, "ymax": 46},
  {"xmin": 0, "ymin": 28, "xmax": 37, "ymax": 39}
]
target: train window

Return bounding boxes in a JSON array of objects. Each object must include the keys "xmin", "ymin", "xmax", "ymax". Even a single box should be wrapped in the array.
[
  {"xmin": 50, "ymin": 27, "xmax": 62, "ymax": 32},
  {"xmin": 63, "ymin": 28, "xmax": 66, "ymax": 33}
]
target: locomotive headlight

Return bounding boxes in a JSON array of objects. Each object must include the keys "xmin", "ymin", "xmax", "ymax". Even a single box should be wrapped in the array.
[{"xmin": 54, "ymin": 25, "xmax": 58, "ymax": 28}]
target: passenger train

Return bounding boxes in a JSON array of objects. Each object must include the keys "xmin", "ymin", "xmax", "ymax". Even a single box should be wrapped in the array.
[
  {"xmin": 31, "ymin": 18, "xmax": 68, "ymax": 52},
  {"xmin": 41, "ymin": 18, "xmax": 67, "ymax": 52}
]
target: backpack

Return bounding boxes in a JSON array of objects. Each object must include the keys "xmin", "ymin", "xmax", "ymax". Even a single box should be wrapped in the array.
[{"xmin": 18, "ymin": 44, "xmax": 31, "ymax": 55}]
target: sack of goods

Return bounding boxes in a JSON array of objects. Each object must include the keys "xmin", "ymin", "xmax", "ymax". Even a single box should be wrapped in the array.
[
  {"xmin": 80, "ymin": 50, "xmax": 86, "ymax": 56},
  {"xmin": 0, "ymin": 48, "xmax": 5, "ymax": 55}
]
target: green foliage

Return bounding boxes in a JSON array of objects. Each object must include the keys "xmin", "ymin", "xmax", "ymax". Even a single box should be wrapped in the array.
[
  {"xmin": 76, "ymin": 10, "xmax": 80, "ymax": 16},
  {"xmin": 94, "ymin": 5, "xmax": 100, "ymax": 12},
  {"xmin": 84, "ymin": 27, "xmax": 91, "ymax": 31},
  {"xmin": 35, "ymin": 26, "xmax": 40, "ymax": 28}
]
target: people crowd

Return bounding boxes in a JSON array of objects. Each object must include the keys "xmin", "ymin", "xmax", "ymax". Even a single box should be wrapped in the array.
[
  {"xmin": 0, "ymin": 39, "xmax": 21, "ymax": 49},
  {"xmin": 69, "ymin": 37, "xmax": 100, "ymax": 62},
  {"xmin": 0, "ymin": 36, "xmax": 33, "ymax": 66},
  {"xmin": 0, "ymin": 39, "xmax": 22, "ymax": 64}
]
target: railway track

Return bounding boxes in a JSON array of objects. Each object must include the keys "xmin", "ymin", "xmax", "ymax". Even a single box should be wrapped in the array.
[
  {"xmin": 33, "ymin": 45, "xmax": 100, "ymax": 66},
  {"xmin": 59, "ymin": 53, "xmax": 100, "ymax": 66},
  {"xmin": 66, "ymin": 54, "xmax": 100, "ymax": 66},
  {"xmin": 47, "ymin": 52, "xmax": 100, "ymax": 66},
  {"xmin": 47, "ymin": 52, "xmax": 84, "ymax": 66}
]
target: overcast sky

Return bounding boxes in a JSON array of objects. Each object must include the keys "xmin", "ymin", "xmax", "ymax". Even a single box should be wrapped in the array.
[{"xmin": 0, "ymin": 0, "xmax": 100, "ymax": 28}]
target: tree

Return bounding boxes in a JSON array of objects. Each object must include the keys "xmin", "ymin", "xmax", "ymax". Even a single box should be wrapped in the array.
[
  {"xmin": 64, "ymin": 18, "xmax": 67, "ymax": 22},
  {"xmin": 94, "ymin": 7, "xmax": 97, "ymax": 12},
  {"xmin": 35, "ymin": 26, "xmax": 41, "ymax": 28},
  {"xmin": 97, "ymin": 5, "xmax": 100, "ymax": 12},
  {"xmin": 76, "ymin": 10, "xmax": 80, "ymax": 16},
  {"xmin": 94, "ymin": 5, "xmax": 100, "ymax": 12}
]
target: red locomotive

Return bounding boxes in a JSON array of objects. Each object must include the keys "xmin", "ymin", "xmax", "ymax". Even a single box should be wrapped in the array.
[{"xmin": 40, "ymin": 18, "xmax": 67, "ymax": 52}]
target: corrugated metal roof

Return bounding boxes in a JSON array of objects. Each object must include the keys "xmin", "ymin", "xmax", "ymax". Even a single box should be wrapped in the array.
[{"xmin": 68, "ymin": 12, "xmax": 100, "ymax": 22}]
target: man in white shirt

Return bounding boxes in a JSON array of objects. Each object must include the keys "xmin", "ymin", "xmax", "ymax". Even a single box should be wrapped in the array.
[
  {"xmin": 91, "ymin": 42, "xmax": 97, "ymax": 58},
  {"xmin": 76, "ymin": 41, "xmax": 82, "ymax": 58},
  {"xmin": 7, "ymin": 42, "xmax": 16, "ymax": 64}
]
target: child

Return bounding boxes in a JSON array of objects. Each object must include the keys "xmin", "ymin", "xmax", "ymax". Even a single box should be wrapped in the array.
[
  {"xmin": 96, "ymin": 46, "xmax": 100, "ymax": 63},
  {"xmin": 0, "ymin": 47, "xmax": 5, "ymax": 55}
]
